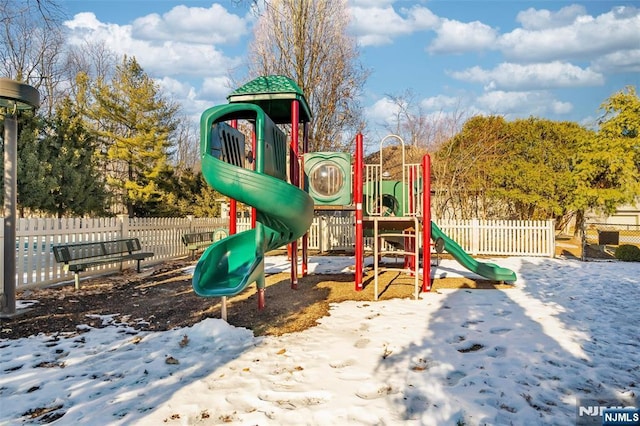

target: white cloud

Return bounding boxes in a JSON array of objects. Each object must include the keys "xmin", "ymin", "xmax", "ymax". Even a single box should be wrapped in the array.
[
  {"xmin": 350, "ymin": 6, "xmax": 409, "ymax": 46},
  {"xmin": 155, "ymin": 77, "xmax": 229, "ymax": 123},
  {"xmin": 350, "ymin": 0, "xmax": 395, "ymax": 6},
  {"xmin": 516, "ymin": 4, "xmax": 587, "ymax": 30},
  {"xmin": 64, "ymin": 12, "xmax": 243, "ymax": 78},
  {"xmin": 551, "ymin": 100, "xmax": 573, "ymax": 115},
  {"xmin": 365, "ymin": 97, "xmax": 402, "ymax": 125},
  {"xmin": 139, "ymin": 41, "xmax": 241, "ymax": 77},
  {"xmin": 65, "ymin": 12, "xmax": 135, "ymax": 53},
  {"xmin": 403, "ymin": 5, "xmax": 439, "ymax": 30},
  {"xmin": 450, "ymin": 62, "xmax": 604, "ymax": 91},
  {"xmin": 428, "ymin": 19, "xmax": 497, "ymax": 54},
  {"xmin": 476, "ymin": 90, "xmax": 573, "ymax": 117},
  {"xmin": 591, "ymin": 49, "xmax": 640, "ymax": 74},
  {"xmin": 499, "ymin": 6, "xmax": 640, "ymax": 62},
  {"xmin": 131, "ymin": 4, "xmax": 249, "ymax": 45},
  {"xmin": 155, "ymin": 76, "xmax": 194, "ymax": 99},
  {"xmin": 64, "ymin": 11, "xmax": 106, "ymax": 31},
  {"xmin": 349, "ymin": 5, "xmax": 438, "ymax": 46},
  {"xmin": 201, "ymin": 76, "xmax": 235, "ymax": 99},
  {"xmin": 420, "ymin": 94, "xmax": 461, "ymax": 111}
]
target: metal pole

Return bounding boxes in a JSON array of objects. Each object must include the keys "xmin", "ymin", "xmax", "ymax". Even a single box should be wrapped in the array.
[
  {"xmin": 2, "ymin": 114, "xmax": 17, "ymax": 316},
  {"xmin": 0, "ymin": 79, "xmax": 39, "ymax": 317}
]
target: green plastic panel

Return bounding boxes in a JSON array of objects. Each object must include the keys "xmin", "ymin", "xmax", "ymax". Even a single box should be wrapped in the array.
[
  {"xmin": 303, "ymin": 152, "xmax": 352, "ymax": 206},
  {"xmin": 363, "ymin": 180, "xmax": 407, "ymax": 216},
  {"xmin": 201, "ymin": 103, "xmax": 287, "ymax": 181}
]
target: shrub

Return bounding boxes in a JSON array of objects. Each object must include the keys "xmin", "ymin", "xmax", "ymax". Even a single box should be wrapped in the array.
[{"xmin": 614, "ymin": 244, "xmax": 640, "ymax": 262}]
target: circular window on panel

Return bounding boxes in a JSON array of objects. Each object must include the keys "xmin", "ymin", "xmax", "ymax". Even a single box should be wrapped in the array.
[{"xmin": 309, "ymin": 161, "xmax": 345, "ymax": 198}]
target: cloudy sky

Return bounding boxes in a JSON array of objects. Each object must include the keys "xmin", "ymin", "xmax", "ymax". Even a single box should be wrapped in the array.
[{"xmin": 60, "ymin": 0, "xmax": 640, "ymax": 135}]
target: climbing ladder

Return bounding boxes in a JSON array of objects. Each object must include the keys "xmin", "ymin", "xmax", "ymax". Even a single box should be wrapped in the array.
[{"xmin": 364, "ymin": 135, "xmax": 425, "ymax": 300}]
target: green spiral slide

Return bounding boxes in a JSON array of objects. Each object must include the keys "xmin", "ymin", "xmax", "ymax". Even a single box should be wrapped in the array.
[
  {"xmin": 192, "ymin": 105, "xmax": 314, "ymax": 298},
  {"xmin": 431, "ymin": 221, "xmax": 517, "ymax": 282}
]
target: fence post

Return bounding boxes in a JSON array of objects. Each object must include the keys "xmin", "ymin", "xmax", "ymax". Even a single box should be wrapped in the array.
[
  {"xmin": 318, "ymin": 216, "xmax": 331, "ymax": 253},
  {"xmin": 548, "ymin": 219, "xmax": 556, "ymax": 257},
  {"xmin": 187, "ymin": 215, "xmax": 194, "ymax": 233},
  {"xmin": 581, "ymin": 219, "xmax": 587, "ymax": 262},
  {"xmin": 471, "ymin": 218, "xmax": 479, "ymax": 255},
  {"xmin": 118, "ymin": 214, "xmax": 129, "ymax": 239}
]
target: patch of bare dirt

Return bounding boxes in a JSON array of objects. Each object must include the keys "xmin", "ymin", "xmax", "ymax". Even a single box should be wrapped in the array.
[{"xmin": 1, "ymin": 257, "xmax": 511, "ymax": 340}]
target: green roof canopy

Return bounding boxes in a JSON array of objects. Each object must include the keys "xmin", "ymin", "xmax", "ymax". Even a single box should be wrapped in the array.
[{"xmin": 227, "ymin": 75, "xmax": 312, "ymax": 124}]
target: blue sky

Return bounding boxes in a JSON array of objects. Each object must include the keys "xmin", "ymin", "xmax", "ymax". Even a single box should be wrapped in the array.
[{"xmin": 60, "ymin": 0, "xmax": 640, "ymax": 137}]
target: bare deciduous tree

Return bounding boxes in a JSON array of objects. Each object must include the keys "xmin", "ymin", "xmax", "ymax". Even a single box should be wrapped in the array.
[
  {"xmin": 432, "ymin": 115, "xmax": 509, "ymax": 220},
  {"xmin": 382, "ymin": 90, "xmax": 458, "ymax": 152},
  {"xmin": 245, "ymin": 0, "xmax": 368, "ymax": 152},
  {"xmin": 173, "ymin": 115, "xmax": 201, "ymax": 172},
  {"xmin": 0, "ymin": 0, "xmax": 65, "ymax": 116},
  {"xmin": 65, "ymin": 40, "xmax": 117, "ymax": 84},
  {"xmin": 64, "ymin": 40, "xmax": 118, "ymax": 103}
]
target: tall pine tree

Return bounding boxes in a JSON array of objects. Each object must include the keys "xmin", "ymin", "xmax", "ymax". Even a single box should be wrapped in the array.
[
  {"xmin": 44, "ymin": 97, "xmax": 108, "ymax": 217},
  {"xmin": 89, "ymin": 56, "xmax": 179, "ymax": 217},
  {"xmin": 12, "ymin": 114, "xmax": 55, "ymax": 216}
]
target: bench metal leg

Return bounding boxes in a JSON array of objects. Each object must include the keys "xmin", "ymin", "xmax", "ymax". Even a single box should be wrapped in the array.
[{"xmin": 74, "ymin": 273, "xmax": 80, "ymax": 290}]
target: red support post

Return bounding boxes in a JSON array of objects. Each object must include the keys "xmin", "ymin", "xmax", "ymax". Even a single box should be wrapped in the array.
[
  {"xmin": 290, "ymin": 100, "xmax": 300, "ymax": 289},
  {"xmin": 251, "ymin": 131, "xmax": 257, "ymax": 229},
  {"xmin": 229, "ymin": 120, "xmax": 238, "ymax": 235},
  {"xmin": 354, "ymin": 133, "xmax": 364, "ymax": 291},
  {"xmin": 422, "ymin": 154, "xmax": 432, "ymax": 292},
  {"xmin": 258, "ymin": 288, "xmax": 265, "ymax": 310}
]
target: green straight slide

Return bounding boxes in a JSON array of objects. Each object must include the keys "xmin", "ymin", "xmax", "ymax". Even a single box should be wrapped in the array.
[
  {"xmin": 431, "ymin": 221, "xmax": 517, "ymax": 282},
  {"xmin": 192, "ymin": 107, "xmax": 314, "ymax": 298}
]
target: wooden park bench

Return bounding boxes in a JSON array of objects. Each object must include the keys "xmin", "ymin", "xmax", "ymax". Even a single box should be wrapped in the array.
[
  {"xmin": 182, "ymin": 229, "xmax": 227, "ymax": 259},
  {"xmin": 52, "ymin": 238, "xmax": 154, "ymax": 290}
]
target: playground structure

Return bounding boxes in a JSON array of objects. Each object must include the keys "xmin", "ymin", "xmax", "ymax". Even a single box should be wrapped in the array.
[
  {"xmin": 192, "ymin": 75, "xmax": 516, "ymax": 312},
  {"xmin": 192, "ymin": 75, "xmax": 313, "ymax": 312}
]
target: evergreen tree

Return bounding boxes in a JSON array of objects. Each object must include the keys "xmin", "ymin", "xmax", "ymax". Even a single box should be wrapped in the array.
[
  {"xmin": 12, "ymin": 113, "xmax": 56, "ymax": 216},
  {"xmin": 44, "ymin": 97, "xmax": 108, "ymax": 217},
  {"xmin": 192, "ymin": 172, "xmax": 222, "ymax": 217},
  {"xmin": 571, "ymin": 86, "xmax": 640, "ymax": 230},
  {"xmin": 89, "ymin": 56, "xmax": 179, "ymax": 217},
  {"xmin": 491, "ymin": 118, "xmax": 590, "ymax": 220}
]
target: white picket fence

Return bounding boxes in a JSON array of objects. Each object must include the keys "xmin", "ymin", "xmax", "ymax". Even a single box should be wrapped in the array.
[
  {"xmin": 0, "ymin": 215, "xmax": 554, "ymax": 290},
  {"xmin": 435, "ymin": 219, "xmax": 555, "ymax": 257},
  {"xmin": 3, "ymin": 215, "xmax": 227, "ymax": 290},
  {"xmin": 310, "ymin": 216, "xmax": 555, "ymax": 256}
]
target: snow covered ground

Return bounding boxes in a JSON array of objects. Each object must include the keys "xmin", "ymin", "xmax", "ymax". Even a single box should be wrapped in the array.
[{"xmin": 1, "ymin": 255, "xmax": 638, "ymax": 425}]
